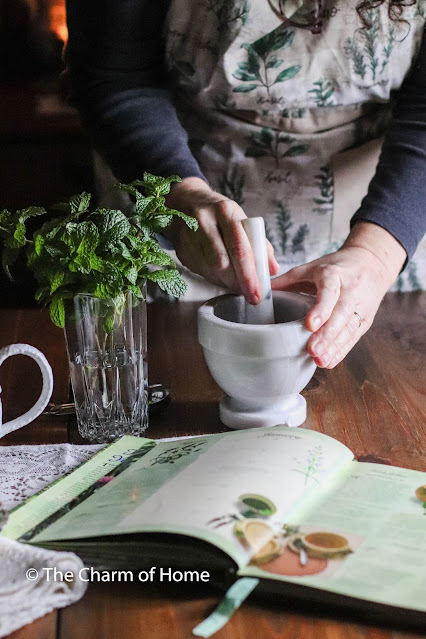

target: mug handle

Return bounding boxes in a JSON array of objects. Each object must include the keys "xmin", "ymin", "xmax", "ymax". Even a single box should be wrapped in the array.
[{"xmin": 0, "ymin": 344, "xmax": 54, "ymax": 438}]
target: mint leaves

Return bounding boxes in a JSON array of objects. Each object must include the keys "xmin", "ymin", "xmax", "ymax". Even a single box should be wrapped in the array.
[{"xmin": 0, "ymin": 173, "xmax": 197, "ymax": 327}]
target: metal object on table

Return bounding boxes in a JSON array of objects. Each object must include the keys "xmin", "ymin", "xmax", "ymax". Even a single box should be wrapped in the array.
[{"xmin": 43, "ymin": 384, "xmax": 170, "ymax": 417}]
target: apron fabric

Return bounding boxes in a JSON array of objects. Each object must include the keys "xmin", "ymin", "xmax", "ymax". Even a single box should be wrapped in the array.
[{"xmin": 161, "ymin": 0, "xmax": 426, "ymax": 297}]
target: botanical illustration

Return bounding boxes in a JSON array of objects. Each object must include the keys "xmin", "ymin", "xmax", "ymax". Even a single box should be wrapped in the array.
[
  {"xmin": 149, "ymin": 440, "xmax": 209, "ymax": 467},
  {"xmin": 344, "ymin": 9, "xmax": 395, "ymax": 82},
  {"xmin": 267, "ymin": 201, "xmax": 310, "ymax": 257},
  {"xmin": 245, "ymin": 127, "xmax": 309, "ymax": 168},
  {"xmin": 308, "ymin": 78, "xmax": 335, "ymax": 107},
  {"xmin": 291, "ymin": 224, "xmax": 309, "ymax": 254},
  {"xmin": 218, "ymin": 166, "xmax": 246, "ymax": 206},
  {"xmin": 233, "ymin": 28, "xmax": 301, "ymax": 94},
  {"xmin": 291, "ymin": 445, "xmax": 324, "ymax": 486},
  {"xmin": 313, "ymin": 165, "xmax": 334, "ymax": 215},
  {"xmin": 281, "ymin": 106, "xmax": 306, "ymax": 119}
]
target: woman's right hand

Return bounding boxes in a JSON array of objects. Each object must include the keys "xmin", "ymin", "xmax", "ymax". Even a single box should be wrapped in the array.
[{"xmin": 164, "ymin": 177, "xmax": 280, "ymax": 303}]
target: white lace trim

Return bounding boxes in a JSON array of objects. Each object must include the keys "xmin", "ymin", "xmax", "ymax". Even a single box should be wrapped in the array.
[
  {"xmin": 0, "ymin": 443, "xmax": 103, "ymax": 638},
  {"xmin": 0, "ymin": 443, "xmax": 104, "ymax": 511}
]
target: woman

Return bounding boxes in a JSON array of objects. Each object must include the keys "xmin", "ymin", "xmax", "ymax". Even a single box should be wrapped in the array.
[{"xmin": 65, "ymin": 0, "xmax": 426, "ymax": 368}]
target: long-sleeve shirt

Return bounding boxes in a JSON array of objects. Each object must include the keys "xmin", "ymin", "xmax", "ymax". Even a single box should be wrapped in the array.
[{"xmin": 64, "ymin": 0, "xmax": 426, "ymax": 260}]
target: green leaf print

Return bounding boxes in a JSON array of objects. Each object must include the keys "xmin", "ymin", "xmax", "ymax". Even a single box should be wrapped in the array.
[
  {"xmin": 266, "ymin": 56, "xmax": 284, "ymax": 69},
  {"xmin": 308, "ymin": 78, "xmax": 335, "ymax": 107},
  {"xmin": 245, "ymin": 128, "xmax": 309, "ymax": 168},
  {"xmin": 233, "ymin": 70, "xmax": 258, "ymax": 82},
  {"xmin": 313, "ymin": 165, "xmax": 334, "ymax": 214},
  {"xmin": 283, "ymin": 144, "xmax": 309, "ymax": 157},
  {"xmin": 291, "ymin": 224, "xmax": 309, "ymax": 254},
  {"xmin": 345, "ymin": 9, "xmax": 395, "ymax": 83},
  {"xmin": 275, "ymin": 201, "xmax": 293, "ymax": 255},
  {"xmin": 381, "ymin": 25, "xmax": 395, "ymax": 73},
  {"xmin": 234, "ymin": 84, "xmax": 259, "ymax": 92},
  {"xmin": 273, "ymin": 65, "xmax": 301, "ymax": 84},
  {"xmin": 344, "ymin": 37, "xmax": 367, "ymax": 80},
  {"xmin": 281, "ymin": 107, "xmax": 306, "ymax": 119},
  {"xmin": 363, "ymin": 10, "xmax": 379, "ymax": 80},
  {"xmin": 218, "ymin": 166, "xmax": 245, "ymax": 206},
  {"xmin": 266, "ymin": 202, "xmax": 312, "ymax": 257},
  {"xmin": 233, "ymin": 28, "xmax": 300, "ymax": 94}
]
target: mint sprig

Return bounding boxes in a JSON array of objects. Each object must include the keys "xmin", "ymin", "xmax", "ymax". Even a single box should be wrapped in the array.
[{"xmin": 0, "ymin": 173, "xmax": 197, "ymax": 327}]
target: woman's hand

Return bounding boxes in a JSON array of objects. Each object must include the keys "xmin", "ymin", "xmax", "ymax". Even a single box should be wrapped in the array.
[
  {"xmin": 271, "ymin": 222, "xmax": 407, "ymax": 369},
  {"xmin": 165, "ymin": 177, "xmax": 280, "ymax": 303}
]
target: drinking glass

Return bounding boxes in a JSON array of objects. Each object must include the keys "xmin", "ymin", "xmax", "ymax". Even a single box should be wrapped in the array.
[{"xmin": 64, "ymin": 289, "xmax": 148, "ymax": 442}]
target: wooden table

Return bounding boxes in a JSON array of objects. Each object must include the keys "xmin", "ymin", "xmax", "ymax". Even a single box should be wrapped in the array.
[{"xmin": 1, "ymin": 293, "xmax": 426, "ymax": 639}]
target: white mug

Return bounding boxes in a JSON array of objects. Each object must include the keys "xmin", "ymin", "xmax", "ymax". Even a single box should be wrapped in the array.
[{"xmin": 0, "ymin": 344, "xmax": 53, "ymax": 439}]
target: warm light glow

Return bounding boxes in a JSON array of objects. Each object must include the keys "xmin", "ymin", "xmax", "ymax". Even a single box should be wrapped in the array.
[{"xmin": 49, "ymin": 1, "xmax": 68, "ymax": 44}]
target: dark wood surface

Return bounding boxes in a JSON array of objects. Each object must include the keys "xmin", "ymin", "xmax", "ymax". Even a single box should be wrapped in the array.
[{"xmin": 1, "ymin": 293, "xmax": 426, "ymax": 639}]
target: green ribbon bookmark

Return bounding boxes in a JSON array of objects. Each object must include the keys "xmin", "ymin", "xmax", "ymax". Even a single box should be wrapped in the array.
[{"xmin": 192, "ymin": 577, "xmax": 259, "ymax": 637}]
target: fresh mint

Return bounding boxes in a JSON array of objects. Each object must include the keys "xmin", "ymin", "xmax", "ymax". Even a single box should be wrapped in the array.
[{"xmin": 0, "ymin": 173, "xmax": 197, "ymax": 327}]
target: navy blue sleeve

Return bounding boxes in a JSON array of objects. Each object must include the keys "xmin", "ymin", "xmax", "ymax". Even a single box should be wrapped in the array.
[
  {"xmin": 64, "ymin": 0, "xmax": 204, "ymax": 182},
  {"xmin": 351, "ymin": 26, "xmax": 426, "ymax": 260}
]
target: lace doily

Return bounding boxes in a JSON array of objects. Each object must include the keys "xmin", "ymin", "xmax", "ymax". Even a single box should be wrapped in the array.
[
  {"xmin": 0, "ymin": 443, "xmax": 104, "ymax": 511},
  {"xmin": 0, "ymin": 443, "xmax": 104, "ymax": 638}
]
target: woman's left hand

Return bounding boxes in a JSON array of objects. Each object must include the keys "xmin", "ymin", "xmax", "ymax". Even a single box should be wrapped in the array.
[{"xmin": 271, "ymin": 222, "xmax": 407, "ymax": 369}]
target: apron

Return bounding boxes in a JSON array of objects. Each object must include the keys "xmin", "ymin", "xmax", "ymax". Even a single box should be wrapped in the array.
[{"xmin": 161, "ymin": 0, "xmax": 426, "ymax": 297}]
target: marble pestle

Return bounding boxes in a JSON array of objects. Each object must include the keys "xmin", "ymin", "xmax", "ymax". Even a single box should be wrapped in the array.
[{"xmin": 242, "ymin": 217, "xmax": 276, "ymax": 325}]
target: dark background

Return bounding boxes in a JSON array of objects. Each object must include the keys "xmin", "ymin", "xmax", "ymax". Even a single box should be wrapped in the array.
[{"xmin": 0, "ymin": 0, "xmax": 93, "ymax": 305}]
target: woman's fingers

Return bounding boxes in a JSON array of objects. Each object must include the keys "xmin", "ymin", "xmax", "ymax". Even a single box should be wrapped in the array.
[
  {"xmin": 271, "ymin": 245, "xmax": 396, "ymax": 369},
  {"xmin": 218, "ymin": 206, "xmax": 262, "ymax": 303},
  {"xmin": 266, "ymin": 241, "xmax": 280, "ymax": 276},
  {"xmin": 316, "ymin": 311, "xmax": 368, "ymax": 368},
  {"xmin": 272, "ymin": 263, "xmax": 342, "ymax": 331},
  {"xmin": 309, "ymin": 301, "xmax": 367, "ymax": 367},
  {"xmin": 305, "ymin": 265, "xmax": 342, "ymax": 332}
]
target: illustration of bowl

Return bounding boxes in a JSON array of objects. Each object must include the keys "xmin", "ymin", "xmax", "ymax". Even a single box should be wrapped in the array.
[
  {"xmin": 301, "ymin": 532, "xmax": 350, "ymax": 558},
  {"xmin": 234, "ymin": 519, "xmax": 283, "ymax": 563},
  {"xmin": 260, "ymin": 545, "xmax": 328, "ymax": 577},
  {"xmin": 415, "ymin": 485, "xmax": 426, "ymax": 502},
  {"xmin": 237, "ymin": 494, "xmax": 277, "ymax": 518}
]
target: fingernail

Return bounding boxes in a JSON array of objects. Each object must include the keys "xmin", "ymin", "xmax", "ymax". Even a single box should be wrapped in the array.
[{"xmin": 310, "ymin": 315, "xmax": 321, "ymax": 331}]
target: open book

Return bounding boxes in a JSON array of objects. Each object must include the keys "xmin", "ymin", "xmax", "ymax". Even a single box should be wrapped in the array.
[{"xmin": 3, "ymin": 427, "xmax": 426, "ymax": 623}]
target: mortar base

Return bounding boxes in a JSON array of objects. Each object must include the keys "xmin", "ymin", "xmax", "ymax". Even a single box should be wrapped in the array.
[{"xmin": 219, "ymin": 393, "xmax": 306, "ymax": 430}]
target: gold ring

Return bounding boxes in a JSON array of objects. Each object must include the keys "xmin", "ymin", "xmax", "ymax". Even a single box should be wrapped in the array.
[{"xmin": 354, "ymin": 311, "xmax": 362, "ymax": 328}]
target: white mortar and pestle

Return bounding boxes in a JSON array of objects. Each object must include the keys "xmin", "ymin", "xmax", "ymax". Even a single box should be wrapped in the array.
[{"xmin": 198, "ymin": 218, "xmax": 316, "ymax": 430}]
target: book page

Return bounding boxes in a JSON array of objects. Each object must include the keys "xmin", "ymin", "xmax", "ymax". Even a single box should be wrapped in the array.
[
  {"xmin": 27, "ymin": 427, "xmax": 353, "ymax": 567},
  {"xmin": 241, "ymin": 462, "xmax": 426, "ymax": 613}
]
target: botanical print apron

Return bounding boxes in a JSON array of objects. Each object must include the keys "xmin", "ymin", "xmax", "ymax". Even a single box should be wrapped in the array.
[{"xmin": 163, "ymin": 0, "xmax": 426, "ymax": 297}]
